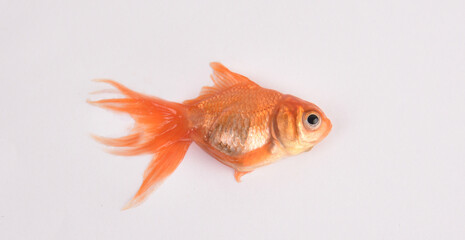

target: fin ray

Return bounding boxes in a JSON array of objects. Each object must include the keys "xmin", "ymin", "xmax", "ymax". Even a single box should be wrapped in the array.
[
  {"xmin": 183, "ymin": 62, "xmax": 258, "ymax": 105},
  {"xmin": 90, "ymin": 80, "xmax": 192, "ymax": 209},
  {"xmin": 122, "ymin": 141, "xmax": 191, "ymax": 210}
]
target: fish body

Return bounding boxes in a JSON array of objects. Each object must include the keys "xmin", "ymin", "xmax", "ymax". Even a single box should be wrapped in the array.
[
  {"xmin": 90, "ymin": 63, "xmax": 331, "ymax": 209},
  {"xmin": 186, "ymin": 82, "xmax": 283, "ymax": 172}
]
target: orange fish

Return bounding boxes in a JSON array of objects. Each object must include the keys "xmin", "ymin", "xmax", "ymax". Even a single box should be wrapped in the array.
[{"xmin": 89, "ymin": 63, "xmax": 332, "ymax": 209}]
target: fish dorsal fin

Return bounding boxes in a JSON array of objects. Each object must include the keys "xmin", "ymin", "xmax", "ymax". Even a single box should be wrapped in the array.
[
  {"xmin": 184, "ymin": 62, "xmax": 259, "ymax": 105},
  {"xmin": 208, "ymin": 62, "xmax": 257, "ymax": 90}
]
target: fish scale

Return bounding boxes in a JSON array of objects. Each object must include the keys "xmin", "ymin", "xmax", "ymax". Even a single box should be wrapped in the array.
[{"xmin": 190, "ymin": 86, "xmax": 282, "ymax": 156}]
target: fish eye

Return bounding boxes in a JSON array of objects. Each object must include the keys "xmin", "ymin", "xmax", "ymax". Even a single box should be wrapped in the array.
[
  {"xmin": 307, "ymin": 114, "xmax": 319, "ymax": 125},
  {"xmin": 303, "ymin": 112, "xmax": 321, "ymax": 130}
]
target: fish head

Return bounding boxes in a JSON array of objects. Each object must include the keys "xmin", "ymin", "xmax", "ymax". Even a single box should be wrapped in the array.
[{"xmin": 272, "ymin": 95, "xmax": 332, "ymax": 155}]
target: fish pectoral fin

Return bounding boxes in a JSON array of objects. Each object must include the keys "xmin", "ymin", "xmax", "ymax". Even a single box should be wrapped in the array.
[{"xmin": 234, "ymin": 170, "xmax": 252, "ymax": 183}]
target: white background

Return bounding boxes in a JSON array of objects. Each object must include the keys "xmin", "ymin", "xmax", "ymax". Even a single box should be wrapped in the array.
[{"xmin": 1, "ymin": 0, "xmax": 464, "ymax": 239}]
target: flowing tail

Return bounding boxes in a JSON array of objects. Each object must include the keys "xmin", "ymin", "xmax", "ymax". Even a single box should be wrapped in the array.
[{"xmin": 88, "ymin": 80, "xmax": 192, "ymax": 209}]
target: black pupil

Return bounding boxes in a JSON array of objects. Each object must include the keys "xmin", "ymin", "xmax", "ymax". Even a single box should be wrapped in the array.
[{"xmin": 307, "ymin": 114, "xmax": 319, "ymax": 125}]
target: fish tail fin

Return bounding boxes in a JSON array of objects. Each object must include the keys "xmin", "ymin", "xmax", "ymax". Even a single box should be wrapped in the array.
[{"xmin": 88, "ymin": 79, "xmax": 192, "ymax": 209}]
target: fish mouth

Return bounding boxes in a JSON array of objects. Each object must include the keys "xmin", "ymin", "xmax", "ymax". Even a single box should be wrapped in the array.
[
  {"xmin": 322, "ymin": 119, "xmax": 332, "ymax": 140},
  {"xmin": 327, "ymin": 119, "xmax": 333, "ymax": 134}
]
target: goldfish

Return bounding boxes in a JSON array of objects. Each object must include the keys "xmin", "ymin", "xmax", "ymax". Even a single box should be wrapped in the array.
[{"xmin": 89, "ymin": 62, "xmax": 332, "ymax": 209}]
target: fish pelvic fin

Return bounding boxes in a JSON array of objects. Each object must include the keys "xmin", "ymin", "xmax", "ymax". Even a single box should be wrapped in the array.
[
  {"xmin": 234, "ymin": 170, "xmax": 252, "ymax": 182},
  {"xmin": 88, "ymin": 79, "xmax": 192, "ymax": 209}
]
